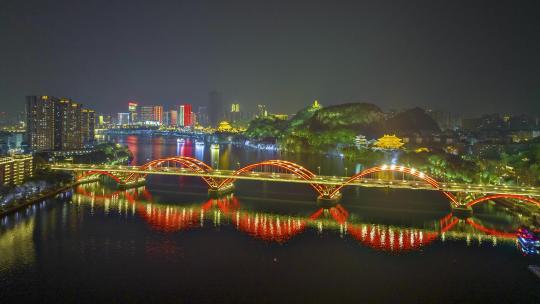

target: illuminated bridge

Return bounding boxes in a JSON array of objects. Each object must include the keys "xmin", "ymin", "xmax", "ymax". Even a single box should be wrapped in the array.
[{"xmin": 51, "ymin": 156, "xmax": 540, "ymax": 213}]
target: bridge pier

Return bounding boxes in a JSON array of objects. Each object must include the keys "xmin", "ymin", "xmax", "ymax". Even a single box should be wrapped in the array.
[
  {"xmin": 451, "ymin": 205, "xmax": 473, "ymax": 218},
  {"xmin": 208, "ymin": 184, "xmax": 235, "ymax": 198},
  {"xmin": 118, "ymin": 178, "xmax": 146, "ymax": 189},
  {"xmin": 317, "ymin": 192, "xmax": 342, "ymax": 208}
]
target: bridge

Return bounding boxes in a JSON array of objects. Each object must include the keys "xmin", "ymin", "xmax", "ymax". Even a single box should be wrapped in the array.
[
  {"xmin": 50, "ymin": 156, "xmax": 540, "ymax": 214},
  {"xmin": 73, "ymin": 185, "xmax": 520, "ymax": 252}
]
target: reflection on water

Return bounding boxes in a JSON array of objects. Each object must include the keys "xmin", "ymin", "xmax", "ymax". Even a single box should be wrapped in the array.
[
  {"xmin": 71, "ymin": 184, "xmax": 520, "ymax": 252},
  {"xmin": 0, "ymin": 216, "xmax": 35, "ymax": 270}
]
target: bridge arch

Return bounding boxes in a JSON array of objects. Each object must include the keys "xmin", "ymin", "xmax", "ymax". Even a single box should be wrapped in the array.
[
  {"xmin": 466, "ymin": 194, "xmax": 540, "ymax": 208},
  {"xmin": 75, "ymin": 170, "xmax": 127, "ymax": 185},
  {"xmin": 218, "ymin": 160, "xmax": 327, "ymax": 196},
  {"xmin": 133, "ymin": 156, "xmax": 220, "ymax": 188},
  {"xmin": 327, "ymin": 164, "xmax": 459, "ymax": 205}
]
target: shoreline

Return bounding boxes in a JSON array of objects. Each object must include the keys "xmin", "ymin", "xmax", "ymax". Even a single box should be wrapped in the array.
[{"xmin": 0, "ymin": 182, "xmax": 79, "ymax": 217}]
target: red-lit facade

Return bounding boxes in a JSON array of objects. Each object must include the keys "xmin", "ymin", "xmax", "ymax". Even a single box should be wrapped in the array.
[{"xmin": 184, "ymin": 104, "xmax": 192, "ymax": 126}]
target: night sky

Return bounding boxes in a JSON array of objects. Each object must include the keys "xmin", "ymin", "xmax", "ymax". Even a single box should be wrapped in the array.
[{"xmin": 1, "ymin": 0, "xmax": 539, "ymax": 116}]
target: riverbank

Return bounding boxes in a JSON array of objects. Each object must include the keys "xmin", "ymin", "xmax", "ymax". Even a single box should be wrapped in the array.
[{"xmin": 0, "ymin": 182, "xmax": 78, "ymax": 217}]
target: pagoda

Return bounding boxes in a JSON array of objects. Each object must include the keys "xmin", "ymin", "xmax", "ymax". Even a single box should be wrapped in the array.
[
  {"xmin": 217, "ymin": 121, "xmax": 233, "ymax": 132},
  {"xmin": 311, "ymin": 100, "xmax": 321, "ymax": 110},
  {"xmin": 374, "ymin": 134, "xmax": 404, "ymax": 150}
]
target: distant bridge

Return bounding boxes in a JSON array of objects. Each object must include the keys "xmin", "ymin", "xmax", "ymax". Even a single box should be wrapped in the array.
[{"xmin": 50, "ymin": 156, "xmax": 540, "ymax": 211}]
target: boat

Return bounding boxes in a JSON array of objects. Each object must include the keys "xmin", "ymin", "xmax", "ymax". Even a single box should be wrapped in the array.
[
  {"xmin": 195, "ymin": 140, "xmax": 205, "ymax": 146},
  {"xmin": 177, "ymin": 138, "xmax": 185, "ymax": 144},
  {"xmin": 517, "ymin": 227, "xmax": 540, "ymax": 255},
  {"xmin": 529, "ymin": 265, "xmax": 540, "ymax": 279},
  {"xmin": 517, "ymin": 227, "xmax": 540, "ymax": 247},
  {"xmin": 211, "ymin": 143, "xmax": 219, "ymax": 150}
]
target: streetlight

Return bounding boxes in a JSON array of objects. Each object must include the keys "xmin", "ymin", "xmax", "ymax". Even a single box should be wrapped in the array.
[
  {"xmin": 317, "ymin": 166, "xmax": 321, "ymax": 175},
  {"xmin": 345, "ymin": 167, "xmax": 348, "ymax": 176}
]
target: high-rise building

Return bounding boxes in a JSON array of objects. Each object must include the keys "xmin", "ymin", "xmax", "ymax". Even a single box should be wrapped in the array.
[
  {"xmin": 170, "ymin": 110, "xmax": 178, "ymax": 126},
  {"xmin": 229, "ymin": 103, "xmax": 242, "ymax": 122},
  {"xmin": 81, "ymin": 109, "xmax": 95, "ymax": 146},
  {"xmin": 184, "ymin": 104, "xmax": 192, "ymax": 126},
  {"xmin": 153, "ymin": 105, "xmax": 163, "ymax": 125},
  {"xmin": 26, "ymin": 96, "xmax": 55, "ymax": 151},
  {"xmin": 177, "ymin": 104, "xmax": 193, "ymax": 127},
  {"xmin": 117, "ymin": 113, "xmax": 130, "ymax": 125},
  {"xmin": 178, "ymin": 105, "xmax": 185, "ymax": 127},
  {"xmin": 128, "ymin": 101, "xmax": 138, "ymax": 124},
  {"xmin": 209, "ymin": 91, "xmax": 223, "ymax": 126},
  {"xmin": 163, "ymin": 111, "xmax": 173, "ymax": 126},
  {"xmin": 26, "ymin": 96, "xmax": 93, "ymax": 151},
  {"xmin": 138, "ymin": 105, "xmax": 163, "ymax": 125},
  {"xmin": 197, "ymin": 106, "xmax": 209, "ymax": 126},
  {"xmin": 139, "ymin": 106, "xmax": 154, "ymax": 123},
  {"xmin": 55, "ymin": 99, "xmax": 82, "ymax": 150}
]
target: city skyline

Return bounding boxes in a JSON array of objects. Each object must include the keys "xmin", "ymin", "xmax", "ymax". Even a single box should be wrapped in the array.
[{"xmin": 2, "ymin": 0, "xmax": 540, "ymax": 116}]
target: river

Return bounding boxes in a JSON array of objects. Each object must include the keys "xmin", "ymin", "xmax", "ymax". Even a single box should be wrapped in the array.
[{"xmin": 1, "ymin": 134, "xmax": 539, "ymax": 303}]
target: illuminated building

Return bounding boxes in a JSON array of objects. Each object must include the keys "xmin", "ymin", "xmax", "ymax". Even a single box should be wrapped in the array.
[
  {"xmin": 153, "ymin": 105, "xmax": 163, "ymax": 125},
  {"xmin": 354, "ymin": 135, "xmax": 368, "ymax": 149},
  {"xmin": 97, "ymin": 114, "xmax": 111, "ymax": 127},
  {"xmin": 128, "ymin": 101, "xmax": 138, "ymax": 124},
  {"xmin": 217, "ymin": 121, "xmax": 233, "ymax": 132},
  {"xmin": 26, "ymin": 96, "xmax": 93, "ymax": 151},
  {"xmin": 139, "ymin": 106, "xmax": 163, "ymax": 125},
  {"xmin": 117, "ymin": 113, "xmax": 130, "ymax": 125},
  {"xmin": 0, "ymin": 154, "xmax": 33, "ymax": 185},
  {"xmin": 273, "ymin": 114, "xmax": 288, "ymax": 120},
  {"xmin": 178, "ymin": 104, "xmax": 193, "ymax": 127},
  {"xmin": 139, "ymin": 106, "xmax": 153, "ymax": 123},
  {"xmin": 170, "ymin": 110, "xmax": 177, "ymax": 126},
  {"xmin": 229, "ymin": 103, "xmax": 242, "ymax": 122},
  {"xmin": 374, "ymin": 134, "xmax": 404, "ymax": 150},
  {"xmin": 81, "ymin": 109, "xmax": 95, "ymax": 146},
  {"xmin": 26, "ymin": 96, "xmax": 55, "ymax": 151},
  {"xmin": 163, "ymin": 110, "xmax": 179, "ymax": 127},
  {"xmin": 56, "ymin": 99, "xmax": 82, "ymax": 150},
  {"xmin": 184, "ymin": 104, "xmax": 192, "ymax": 126},
  {"xmin": 178, "ymin": 105, "xmax": 185, "ymax": 126},
  {"xmin": 311, "ymin": 100, "xmax": 321, "ymax": 110}
]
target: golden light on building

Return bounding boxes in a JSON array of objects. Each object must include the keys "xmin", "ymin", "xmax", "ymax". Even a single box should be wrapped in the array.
[
  {"xmin": 273, "ymin": 114, "xmax": 288, "ymax": 120},
  {"xmin": 0, "ymin": 154, "xmax": 33, "ymax": 185},
  {"xmin": 311, "ymin": 100, "xmax": 321, "ymax": 110},
  {"xmin": 374, "ymin": 134, "xmax": 404, "ymax": 150},
  {"xmin": 217, "ymin": 121, "xmax": 233, "ymax": 132}
]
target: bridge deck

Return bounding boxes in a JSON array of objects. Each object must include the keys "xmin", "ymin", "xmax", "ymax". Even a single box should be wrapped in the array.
[{"xmin": 51, "ymin": 164, "xmax": 540, "ymax": 197}]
